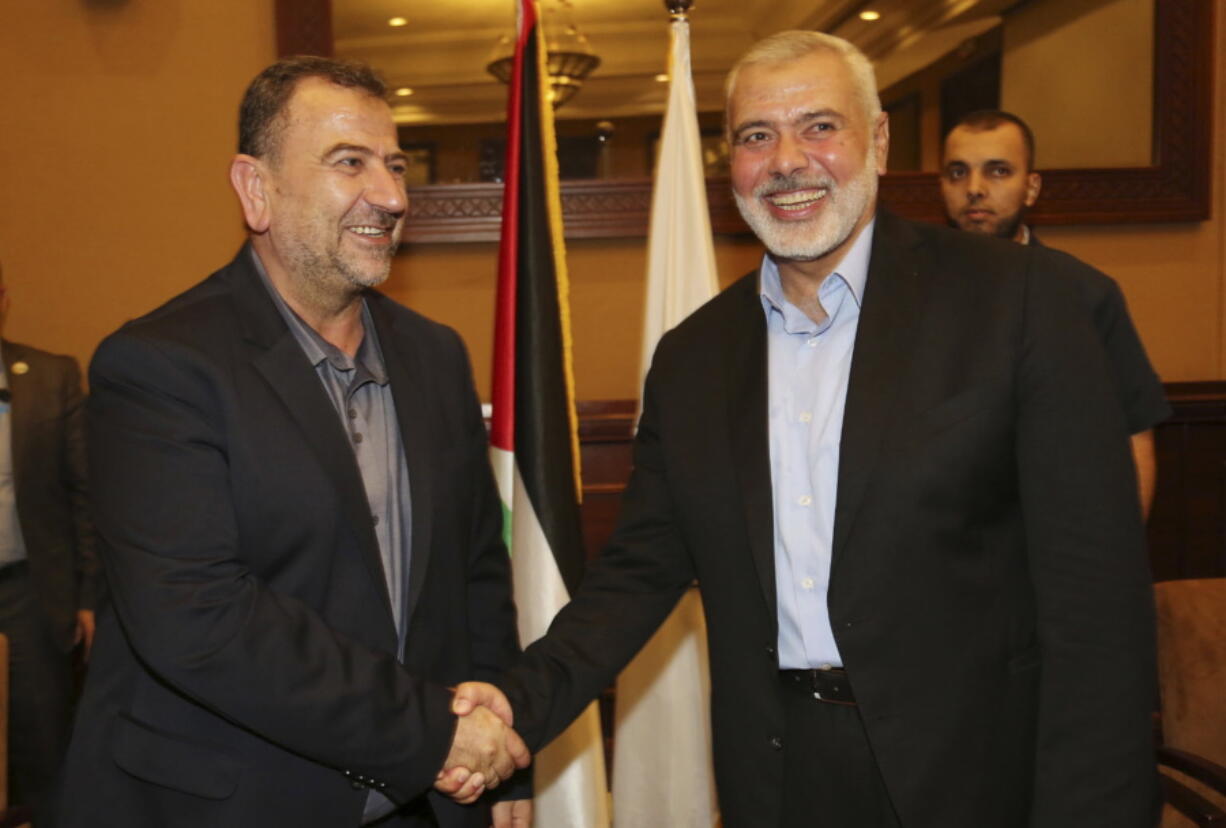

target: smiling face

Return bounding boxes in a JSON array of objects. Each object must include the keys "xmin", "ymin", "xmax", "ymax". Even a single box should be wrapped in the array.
[
  {"xmin": 728, "ymin": 50, "xmax": 888, "ymax": 268},
  {"xmin": 247, "ymin": 77, "xmax": 409, "ymax": 298},
  {"xmin": 940, "ymin": 122, "xmax": 1041, "ymax": 242}
]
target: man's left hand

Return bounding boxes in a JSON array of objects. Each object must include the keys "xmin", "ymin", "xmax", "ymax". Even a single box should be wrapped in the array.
[
  {"xmin": 492, "ymin": 798, "xmax": 532, "ymax": 828},
  {"xmin": 74, "ymin": 609, "xmax": 96, "ymax": 661}
]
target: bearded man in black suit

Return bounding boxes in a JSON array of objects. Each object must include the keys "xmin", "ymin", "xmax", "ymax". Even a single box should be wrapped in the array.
[{"xmin": 482, "ymin": 31, "xmax": 1159, "ymax": 828}]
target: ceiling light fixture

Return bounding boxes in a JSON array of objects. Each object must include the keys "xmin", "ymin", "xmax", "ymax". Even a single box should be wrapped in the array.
[
  {"xmin": 394, "ymin": 87, "xmax": 414, "ymax": 97},
  {"xmin": 859, "ymin": 10, "xmax": 881, "ymax": 21},
  {"xmin": 388, "ymin": 16, "xmax": 408, "ymax": 27},
  {"xmin": 655, "ymin": 73, "xmax": 670, "ymax": 83},
  {"xmin": 487, "ymin": 0, "xmax": 600, "ymax": 108}
]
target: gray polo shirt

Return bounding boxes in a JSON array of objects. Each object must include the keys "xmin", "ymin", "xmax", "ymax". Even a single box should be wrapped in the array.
[{"xmin": 252, "ymin": 254, "xmax": 413, "ymax": 822}]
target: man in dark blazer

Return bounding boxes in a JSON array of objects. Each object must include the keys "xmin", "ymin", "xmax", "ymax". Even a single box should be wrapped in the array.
[
  {"xmin": 54, "ymin": 58, "xmax": 528, "ymax": 828},
  {"xmin": 492, "ymin": 31, "xmax": 1159, "ymax": 828},
  {"xmin": 0, "ymin": 262, "xmax": 98, "ymax": 819}
]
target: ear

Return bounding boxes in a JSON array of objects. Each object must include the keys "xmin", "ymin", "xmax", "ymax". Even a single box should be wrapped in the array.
[
  {"xmin": 230, "ymin": 154, "xmax": 273, "ymax": 234},
  {"xmin": 1024, "ymin": 171, "xmax": 1042, "ymax": 207},
  {"xmin": 873, "ymin": 111, "xmax": 890, "ymax": 176}
]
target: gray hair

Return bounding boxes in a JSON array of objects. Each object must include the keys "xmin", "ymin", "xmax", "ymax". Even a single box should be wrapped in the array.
[{"xmin": 725, "ymin": 31, "xmax": 882, "ymax": 123}]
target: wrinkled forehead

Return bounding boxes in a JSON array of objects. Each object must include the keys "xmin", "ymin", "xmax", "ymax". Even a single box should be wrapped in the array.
[{"xmin": 728, "ymin": 53, "xmax": 862, "ymax": 122}]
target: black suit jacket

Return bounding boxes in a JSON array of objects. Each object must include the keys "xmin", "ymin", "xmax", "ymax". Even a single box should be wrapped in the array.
[
  {"xmin": 55, "ymin": 247, "xmax": 522, "ymax": 828},
  {"xmin": 2, "ymin": 340, "xmax": 97, "ymax": 649},
  {"xmin": 502, "ymin": 211, "xmax": 1158, "ymax": 827}
]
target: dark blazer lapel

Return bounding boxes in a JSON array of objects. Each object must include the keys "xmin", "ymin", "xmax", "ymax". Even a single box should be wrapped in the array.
[
  {"xmin": 365, "ymin": 297, "xmax": 434, "ymax": 628},
  {"xmin": 724, "ymin": 273, "xmax": 778, "ymax": 619},
  {"xmin": 228, "ymin": 247, "xmax": 397, "ymax": 630},
  {"xmin": 832, "ymin": 211, "xmax": 927, "ymax": 562}
]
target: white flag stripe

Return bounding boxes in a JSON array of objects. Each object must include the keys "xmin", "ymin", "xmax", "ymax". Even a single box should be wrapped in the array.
[
  {"xmin": 504, "ymin": 459, "xmax": 611, "ymax": 827},
  {"xmin": 612, "ymin": 589, "xmax": 715, "ymax": 826},
  {"xmin": 637, "ymin": 19, "xmax": 720, "ymax": 398},
  {"xmin": 615, "ymin": 17, "xmax": 720, "ymax": 828}
]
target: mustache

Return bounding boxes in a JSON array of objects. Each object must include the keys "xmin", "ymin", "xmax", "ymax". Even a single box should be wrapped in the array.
[
  {"xmin": 754, "ymin": 173, "xmax": 836, "ymax": 198},
  {"xmin": 346, "ymin": 211, "xmax": 400, "ymax": 230}
]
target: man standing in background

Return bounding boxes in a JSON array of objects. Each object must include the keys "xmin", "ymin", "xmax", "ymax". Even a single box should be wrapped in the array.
[
  {"xmin": 941, "ymin": 109, "xmax": 1170, "ymax": 515},
  {"xmin": 0, "ymin": 260, "xmax": 98, "ymax": 821}
]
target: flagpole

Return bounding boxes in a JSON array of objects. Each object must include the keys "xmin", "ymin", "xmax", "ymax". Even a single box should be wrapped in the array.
[{"xmin": 612, "ymin": 2, "xmax": 720, "ymax": 824}]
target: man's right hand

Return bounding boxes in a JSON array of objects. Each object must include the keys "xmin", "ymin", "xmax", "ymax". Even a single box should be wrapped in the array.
[{"xmin": 435, "ymin": 682, "xmax": 530, "ymax": 804}]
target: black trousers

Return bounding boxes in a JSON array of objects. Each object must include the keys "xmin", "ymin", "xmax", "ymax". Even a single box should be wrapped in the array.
[
  {"xmin": 780, "ymin": 677, "xmax": 901, "ymax": 828},
  {"xmin": 0, "ymin": 564, "xmax": 74, "ymax": 820}
]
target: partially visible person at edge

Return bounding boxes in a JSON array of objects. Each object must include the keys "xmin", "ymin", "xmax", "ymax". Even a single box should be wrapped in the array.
[
  {"xmin": 0, "ymin": 259, "xmax": 99, "ymax": 823},
  {"xmin": 941, "ymin": 109, "xmax": 1170, "ymax": 517}
]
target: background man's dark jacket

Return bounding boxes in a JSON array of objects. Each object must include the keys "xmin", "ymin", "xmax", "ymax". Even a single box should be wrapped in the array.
[{"xmin": 2, "ymin": 340, "xmax": 98, "ymax": 647}]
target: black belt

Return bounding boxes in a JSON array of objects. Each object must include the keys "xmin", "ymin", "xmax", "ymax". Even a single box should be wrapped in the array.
[{"xmin": 779, "ymin": 667, "xmax": 856, "ymax": 705}]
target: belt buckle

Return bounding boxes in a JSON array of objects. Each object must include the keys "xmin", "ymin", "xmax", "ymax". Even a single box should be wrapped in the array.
[{"xmin": 815, "ymin": 663, "xmax": 834, "ymax": 700}]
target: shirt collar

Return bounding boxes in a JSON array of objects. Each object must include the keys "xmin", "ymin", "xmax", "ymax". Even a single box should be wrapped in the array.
[
  {"xmin": 758, "ymin": 217, "xmax": 876, "ymax": 315},
  {"xmin": 249, "ymin": 248, "xmax": 388, "ymax": 384}
]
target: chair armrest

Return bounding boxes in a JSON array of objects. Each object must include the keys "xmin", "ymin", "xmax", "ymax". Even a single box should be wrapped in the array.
[
  {"xmin": 1160, "ymin": 774, "xmax": 1226, "ymax": 825},
  {"xmin": 1159, "ymin": 746, "xmax": 1226, "ymax": 796}
]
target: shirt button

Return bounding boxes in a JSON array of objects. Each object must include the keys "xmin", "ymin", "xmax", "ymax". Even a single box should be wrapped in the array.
[
  {"xmin": 353, "ymin": 432, "xmax": 364, "ymax": 444},
  {"xmin": 798, "ymin": 412, "xmax": 812, "ymax": 423},
  {"xmin": 798, "ymin": 495, "xmax": 812, "ymax": 507},
  {"xmin": 769, "ymin": 735, "xmax": 783, "ymax": 750},
  {"xmin": 801, "ymin": 577, "xmax": 815, "ymax": 590},
  {"xmin": 372, "ymin": 514, "xmax": 380, "ymax": 526},
  {"xmin": 347, "ymin": 408, "xmax": 357, "ymax": 419},
  {"xmin": 806, "ymin": 338, "xmax": 818, "ymax": 348}
]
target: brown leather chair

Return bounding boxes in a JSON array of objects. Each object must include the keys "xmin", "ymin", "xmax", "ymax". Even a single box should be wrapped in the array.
[{"xmin": 1154, "ymin": 578, "xmax": 1226, "ymax": 826}]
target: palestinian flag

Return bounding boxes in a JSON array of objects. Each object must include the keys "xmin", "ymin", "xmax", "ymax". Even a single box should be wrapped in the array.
[{"xmin": 488, "ymin": 0, "xmax": 610, "ymax": 823}]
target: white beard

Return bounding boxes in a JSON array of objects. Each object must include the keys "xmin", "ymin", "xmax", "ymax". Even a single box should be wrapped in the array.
[{"xmin": 734, "ymin": 145, "xmax": 878, "ymax": 262}]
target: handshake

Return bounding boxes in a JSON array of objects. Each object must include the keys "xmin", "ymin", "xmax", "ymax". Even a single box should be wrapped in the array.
[{"xmin": 434, "ymin": 682, "xmax": 532, "ymax": 807}]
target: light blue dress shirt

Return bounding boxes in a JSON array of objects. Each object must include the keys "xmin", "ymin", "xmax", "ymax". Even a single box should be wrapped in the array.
[{"xmin": 761, "ymin": 220, "xmax": 875, "ymax": 670}]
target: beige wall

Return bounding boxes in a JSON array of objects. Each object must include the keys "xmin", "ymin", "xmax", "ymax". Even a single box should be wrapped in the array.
[
  {"xmin": 2, "ymin": 0, "xmax": 1221, "ymax": 401},
  {"xmin": 1002, "ymin": 0, "xmax": 1153, "ymax": 168},
  {"xmin": 0, "ymin": 0, "xmax": 276, "ymax": 373},
  {"xmin": 381, "ymin": 236, "xmax": 765, "ymax": 401}
]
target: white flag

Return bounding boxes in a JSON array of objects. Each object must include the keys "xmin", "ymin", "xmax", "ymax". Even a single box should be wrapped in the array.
[{"xmin": 612, "ymin": 15, "xmax": 720, "ymax": 828}]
